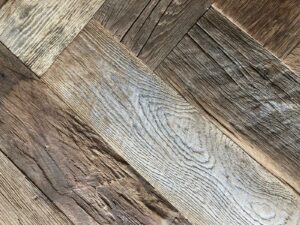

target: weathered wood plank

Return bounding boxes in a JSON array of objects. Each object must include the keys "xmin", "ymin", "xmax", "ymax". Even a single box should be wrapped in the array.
[
  {"xmin": 156, "ymin": 8, "xmax": 300, "ymax": 193},
  {"xmin": 213, "ymin": 0, "xmax": 300, "ymax": 59},
  {"xmin": 95, "ymin": 0, "xmax": 151, "ymax": 40},
  {"xmin": 285, "ymin": 45, "xmax": 300, "ymax": 76},
  {"xmin": 43, "ymin": 18, "xmax": 300, "ymax": 225},
  {"xmin": 0, "ymin": 151, "xmax": 73, "ymax": 225},
  {"xmin": 95, "ymin": 0, "xmax": 210, "ymax": 69},
  {"xmin": 0, "ymin": 0, "xmax": 105, "ymax": 75},
  {"xmin": 0, "ymin": 45, "xmax": 189, "ymax": 225}
]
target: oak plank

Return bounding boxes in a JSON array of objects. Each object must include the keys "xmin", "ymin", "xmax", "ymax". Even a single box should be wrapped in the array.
[
  {"xmin": 43, "ymin": 18, "xmax": 300, "ymax": 225},
  {"xmin": 0, "ymin": 47, "xmax": 189, "ymax": 225},
  {"xmin": 156, "ymin": 8, "xmax": 300, "ymax": 193},
  {"xmin": 285, "ymin": 45, "xmax": 300, "ymax": 76},
  {"xmin": 0, "ymin": 151, "xmax": 73, "ymax": 225},
  {"xmin": 95, "ymin": 0, "xmax": 210, "ymax": 69},
  {"xmin": 213, "ymin": 0, "xmax": 300, "ymax": 59},
  {"xmin": 0, "ymin": 0, "xmax": 105, "ymax": 75}
]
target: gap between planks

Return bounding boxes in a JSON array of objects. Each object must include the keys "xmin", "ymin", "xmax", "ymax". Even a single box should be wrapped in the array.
[{"xmin": 41, "ymin": 17, "xmax": 300, "ymax": 225}]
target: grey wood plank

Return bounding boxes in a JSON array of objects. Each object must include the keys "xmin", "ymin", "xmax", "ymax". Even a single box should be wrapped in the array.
[
  {"xmin": 0, "ymin": 46, "xmax": 190, "ymax": 225},
  {"xmin": 43, "ymin": 18, "xmax": 300, "ymax": 225},
  {"xmin": 0, "ymin": 151, "xmax": 73, "ymax": 225},
  {"xmin": 156, "ymin": 8, "xmax": 300, "ymax": 193},
  {"xmin": 95, "ymin": 0, "xmax": 211, "ymax": 69},
  {"xmin": 213, "ymin": 0, "xmax": 300, "ymax": 59},
  {"xmin": 0, "ymin": 0, "xmax": 105, "ymax": 75}
]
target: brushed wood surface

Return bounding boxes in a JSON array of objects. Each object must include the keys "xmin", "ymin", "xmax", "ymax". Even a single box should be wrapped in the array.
[
  {"xmin": 0, "ymin": 151, "xmax": 73, "ymax": 225},
  {"xmin": 95, "ymin": 0, "xmax": 210, "ymax": 69},
  {"xmin": 43, "ymin": 18, "xmax": 300, "ymax": 225},
  {"xmin": 0, "ymin": 46, "xmax": 189, "ymax": 225},
  {"xmin": 156, "ymin": 8, "xmax": 300, "ymax": 193},
  {"xmin": 213, "ymin": 0, "xmax": 300, "ymax": 59},
  {"xmin": 0, "ymin": 0, "xmax": 105, "ymax": 75}
]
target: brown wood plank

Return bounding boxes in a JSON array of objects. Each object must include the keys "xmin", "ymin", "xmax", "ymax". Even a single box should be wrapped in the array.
[
  {"xmin": 212, "ymin": 0, "xmax": 300, "ymax": 59},
  {"xmin": 0, "ymin": 42, "xmax": 73, "ymax": 224},
  {"xmin": 42, "ymin": 18, "xmax": 300, "ymax": 225},
  {"xmin": 0, "ymin": 0, "xmax": 6, "ymax": 8},
  {"xmin": 0, "ymin": 151, "xmax": 73, "ymax": 225},
  {"xmin": 95, "ymin": 0, "xmax": 211, "ymax": 69},
  {"xmin": 0, "ymin": 45, "xmax": 190, "ymax": 225},
  {"xmin": 285, "ymin": 45, "xmax": 300, "ymax": 76},
  {"xmin": 156, "ymin": 8, "xmax": 300, "ymax": 193},
  {"xmin": 0, "ymin": 0, "xmax": 105, "ymax": 75}
]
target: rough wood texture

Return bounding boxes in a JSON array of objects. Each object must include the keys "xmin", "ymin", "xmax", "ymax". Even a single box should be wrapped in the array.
[
  {"xmin": 0, "ymin": 45, "xmax": 190, "ymax": 225},
  {"xmin": 285, "ymin": 45, "xmax": 300, "ymax": 76},
  {"xmin": 95, "ymin": 0, "xmax": 210, "ymax": 69},
  {"xmin": 0, "ymin": 151, "xmax": 73, "ymax": 225},
  {"xmin": 43, "ymin": 18, "xmax": 300, "ymax": 225},
  {"xmin": 0, "ymin": 0, "xmax": 105, "ymax": 75},
  {"xmin": 156, "ymin": 8, "xmax": 300, "ymax": 193},
  {"xmin": 213, "ymin": 0, "xmax": 300, "ymax": 59}
]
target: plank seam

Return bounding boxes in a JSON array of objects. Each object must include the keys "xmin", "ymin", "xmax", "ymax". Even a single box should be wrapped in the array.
[{"xmin": 0, "ymin": 147, "xmax": 75, "ymax": 225}]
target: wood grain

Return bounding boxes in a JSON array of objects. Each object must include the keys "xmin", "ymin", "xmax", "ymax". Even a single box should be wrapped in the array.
[
  {"xmin": 95, "ymin": 0, "xmax": 210, "ymax": 69},
  {"xmin": 0, "ymin": 0, "xmax": 105, "ymax": 75},
  {"xmin": 213, "ymin": 0, "xmax": 300, "ymax": 59},
  {"xmin": 0, "ymin": 45, "xmax": 189, "ymax": 225},
  {"xmin": 156, "ymin": 8, "xmax": 300, "ymax": 193},
  {"xmin": 285, "ymin": 45, "xmax": 300, "ymax": 76},
  {"xmin": 43, "ymin": 18, "xmax": 300, "ymax": 225},
  {"xmin": 0, "ymin": 151, "xmax": 73, "ymax": 225}
]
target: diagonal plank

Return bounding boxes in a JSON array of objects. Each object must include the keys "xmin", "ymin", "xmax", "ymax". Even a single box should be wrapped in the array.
[
  {"xmin": 95, "ymin": 0, "xmax": 211, "ymax": 69},
  {"xmin": 0, "ymin": 0, "xmax": 105, "ymax": 76},
  {"xmin": 0, "ymin": 150, "xmax": 74, "ymax": 225},
  {"xmin": 213, "ymin": 0, "xmax": 300, "ymax": 59},
  {"xmin": 43, "ymin": 18, "xmax": 300, "ymax": 225},
  {"xmin": 0, "ymin": 151, "xmax": 73, "ymax": 225},
  {"xmin": 0, "ymin": 45, "xmax": 190, "ymax": 224},
  {"xmin": 156, "ymin": 8, "xmax": 300, "ymax": 193}
]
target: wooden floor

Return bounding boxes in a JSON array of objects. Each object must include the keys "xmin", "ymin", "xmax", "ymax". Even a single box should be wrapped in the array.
[{"xmin": 0, "ymin": 0, "xmax": 299, "ymax": 224}]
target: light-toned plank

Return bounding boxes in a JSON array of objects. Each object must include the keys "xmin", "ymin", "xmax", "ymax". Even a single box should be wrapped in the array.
[
  {"xmin": 0, "ymin": 46, "xmax": 189, "ymax": 225},
  {"xmin": 43, "ymin": 18, "xmax": 300, "ymax": 225},
  {"xmin": 0, "ymin": 0, "xmax": 105, "ymax": 75},
  {"xmin": 156, "ymin": 8, "xmax": 300, "ymax": 193},
  {"xmin": 0, "ymin": 151, "xmax": 73, "ymax": 225},
  {"xmin": 213, "ymin": 0, "xmax": 300, "ymax": 59},
  {"xmin": 95, "ymin": 0, "xmax": 210, "ymax": 69},
  {"xmin": 285, "ymin": 45, "xmax": 300, "ymax": 76}
]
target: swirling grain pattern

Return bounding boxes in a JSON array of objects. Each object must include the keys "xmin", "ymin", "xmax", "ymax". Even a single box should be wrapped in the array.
[
  {"xmin": 156, "ymin": 8, "xmax": 300, "ymax": 193},
  {"xmin": 43, "ymin": 19, "xmax": 300, "ymax": 225},
  {"xmin": 0, "ymin": 41, "xmax": 189, "ymax": 225}
]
